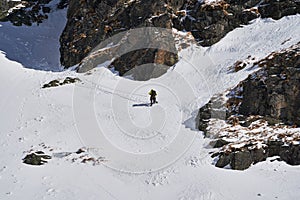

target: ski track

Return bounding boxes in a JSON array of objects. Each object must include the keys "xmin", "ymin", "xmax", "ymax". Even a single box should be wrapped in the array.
[{"xmin": 0, "ymin": 9, "xmax": 300, "ymax": 200}]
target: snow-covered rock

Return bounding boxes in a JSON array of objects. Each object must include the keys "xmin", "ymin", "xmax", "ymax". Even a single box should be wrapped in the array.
[{"xmin": 198, "ymin": 43, "xmax": 300, "ymax": 170}]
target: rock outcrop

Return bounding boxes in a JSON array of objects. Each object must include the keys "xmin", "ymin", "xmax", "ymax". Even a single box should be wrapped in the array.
[
  {"xmin": 197, "ymin": 43, "xmax": 300, "ymax": 170},
  {"xmin": 2, "ymin": 0, "xmax": 299, "ymax": 73},
  {"xmin": 228, "ymin": 43, "xmax": 300, "ymax": 126},
  {"xmin": 23, "ymin": 151, "xmax": 51, "ymax": 165},
  {"xmin": 198, "ymin": 43, "xmax": 300, "ymax": 131},
  {"xmin": 258, "ymin": 0, "xmax": 300, "ymax": 20},
  {"xmin": 213, "ymin": 138, "xmax": 300, "ymax": 170},
  {"xmin": 59, "ymin": 0, "xmax": 300, "ymax": 74},
  {"xmin": 181, "ymin": 0, "xmax": 300, "ymax": 46},
  {"xmin": 42, "ymin": 77, "xmax": 81, "ymax": 88},
  {"xmin": 0, "ymin": 0, "xmax": 66, "ymax": 26},
  {"xmin": 0, "ymin": 0, "xmax": 9, "ymax": 19},
  {"xmin": 181, "ymin": 0, "xmax": 260, "ymax": 46},
  {"xmin": 59, "ymin": 0, "xmax": 183, "ymax": 71}
]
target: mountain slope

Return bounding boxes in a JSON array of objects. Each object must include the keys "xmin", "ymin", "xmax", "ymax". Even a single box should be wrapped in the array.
[
  {"xmin": 0, "ymin": 0, "xmax": 67, "ymax": 71},
  {"xmin": 0, "ymin": 7, "xmax": 300, "ymax": 199}
]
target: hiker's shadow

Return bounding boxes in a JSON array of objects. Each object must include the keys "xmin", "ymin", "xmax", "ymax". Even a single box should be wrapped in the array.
[{"xmin": 132, "ymin": 103, "xmax": 150, "ymax": 107}]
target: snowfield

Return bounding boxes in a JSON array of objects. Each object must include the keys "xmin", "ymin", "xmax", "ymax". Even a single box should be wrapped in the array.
[
  {"xmin": 0, "ymin": 0, "xmax": 67, "ymax": 71},
  {"xmin": 0, "ymin": 5, "xmax": 300, "ymax": 200}
]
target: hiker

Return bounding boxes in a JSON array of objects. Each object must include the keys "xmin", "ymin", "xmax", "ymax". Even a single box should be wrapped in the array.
[{"xmin": 148, "ymin": 89, "xmax": 157, "ymax": 106}]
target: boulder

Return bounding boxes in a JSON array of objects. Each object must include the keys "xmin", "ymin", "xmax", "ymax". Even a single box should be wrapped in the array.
[
  {"xmin": 280, "ymin": 144, "xmax": 300, "ymax": 165},
  {"xmin": 213, "ymin": 141, "xmax": 300, "ymax": 170},
  {"xmin": 216, "ymin": 153, "xmax": 232, "ymax": 168},
  {"xmin": 213, "ymin": 139, "xmax": 230, "ymax": 148},
  {"xmin": 230, "ymin": 150, "xmax": 252, "ymax": 170},
  {"xmin": 23, "ymin": 152, "xmax": 51, "ymax": 166},
  {"xmin": 251, "ymin": 148, "xmax": 268, "ymax": 164}
]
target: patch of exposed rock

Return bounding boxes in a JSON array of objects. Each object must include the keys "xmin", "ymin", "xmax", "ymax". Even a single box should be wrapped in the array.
[
  {"xmin": 42, "ymin": 77, "xmax": 81, "ymax": 88},
  {"xmin": 0, "ymin": 0, "xmax": 67, "ymax": 26},
  {"xmin": 23, "ymin": 151, "xmax": 51, "ymax": 165},
  {"xmin": 24, "ymin": 145, "xmax": 106, "ymax": 166}
]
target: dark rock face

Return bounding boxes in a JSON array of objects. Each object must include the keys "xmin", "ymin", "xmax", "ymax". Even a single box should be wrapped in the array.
[
  {"xmin": 196, "ymin": 101, "xmax": 212, "ymax": 134},
  {"xmin": 60, "ymin": 0, "xmax": 183, "ymax": 70},
  {"xmin": 231, "ymin": 150, "xmax": 253, "ymax": 170},
  {"xmin": 258, "ymin": 0, "xmax": 300, "ymax": 20},
  {"xmin": 214, "ymin": 143, "xmax": 300, "ymax": 170},
  {"xmin": 2, "ymin": 0, "xmax": 299, "ymax": 72},
  {"xmin": 0, "ymin": 0, "xmax": 66, "ymax": 26},
  {"xmin": 213, "ymin": 134, "xmax": 300, "ymax": 170},
  {"xmin": 251, "ymin": 148, "xmax": 269, "ymax": 164},
  {"xmin": 215, "ymin": 153, "xmax": 231, "ymax": 168},
  {"xmin": 59, "ymin": 0, "xmax": 299, "ymax": 72},
  {"xmin": 42, "ymin": 77, "xmax": 81, "ymax": 88},
  {"xmin": 213, "ymin": 139, "xmax": 230, "ymax": 148},
  {"xmin": 23, "ymin": 152, "xmax": 51, "ymax": 166},
  {"xmin": 0, "ymin": 0, "xmax": 9, "ymax": 19},
  {"xmin": 181, "ymin": 0, "xmax": 259, "ymax": 46},
  {"xmin": 196, "ymin": 94, "xmax": 227, "ymax": 136},
  {"xmin": 198, "ymin": 43, "xmax": 300, "ymax": 170},
  {"xmin": 181, "ymin": 0, "xmax": 299, "ymax": 46},
  {"xmin": 110, "ymin": 48, "xmax": 178, "ymax": 76},
  {"xmin": 75, "ymin": 26, "xmax": 179, "ymax": 80},
  {"xmin": 280, "ymin": 145, "xmax": 300, "ymax": 165},
  {"xmin": 230, "ymin": 43, "xmax": 300, "ymax": 126}
]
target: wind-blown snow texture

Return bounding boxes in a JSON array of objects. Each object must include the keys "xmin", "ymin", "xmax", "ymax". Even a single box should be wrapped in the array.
[{"xmin": 0, "ymin": 4, "xmax": 300, "ymax": 200}]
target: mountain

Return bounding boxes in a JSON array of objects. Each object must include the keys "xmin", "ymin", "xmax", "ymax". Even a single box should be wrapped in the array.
[
  {"xmin": 59, "ymin": 0, "xmax": 300, "ymax": 71},
  {"xmin": 0, "ymin": 0, "xmax": 300, "ymax": 199}
]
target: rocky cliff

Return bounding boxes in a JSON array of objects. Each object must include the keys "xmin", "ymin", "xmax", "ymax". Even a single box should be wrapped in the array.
[
  {"xmin": 2, "ymin": 0, "xmax": 299, "ymax": 73},
  {"xmin": 182, "ymin": 0, "xmax": 299, "ymax": 46},
  {"xmin": 228, "ymin": 43, "xmax": 300, "ymax": 126},
  {"xmin": 0, "ymin": 0, "xmax": 67, "ymax": 26},
  {"xmin": 59, "ymin": 0, "xmax": 184, "ymax": 72},
  {"xmin": 59, "ymin": 0, "xmax": 300, "ymax": 73},
  {"xmin": 197, "ymin": 43, "xmax": 300, "ymax": 170}
]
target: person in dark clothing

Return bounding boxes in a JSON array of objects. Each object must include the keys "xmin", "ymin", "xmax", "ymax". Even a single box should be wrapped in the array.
[{"xmin": 148, "ymin": 89, "xmax": 157, "ymax": 106}]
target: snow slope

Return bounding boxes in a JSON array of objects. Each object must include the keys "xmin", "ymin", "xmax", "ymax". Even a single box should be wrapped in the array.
[
  {"xmin": 0, "ymin": 9, "xmax": 300, "ymax": 200},
  {"xmin": 0, "ymin": 0, "xmax": 67, "ymax": 71}
]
